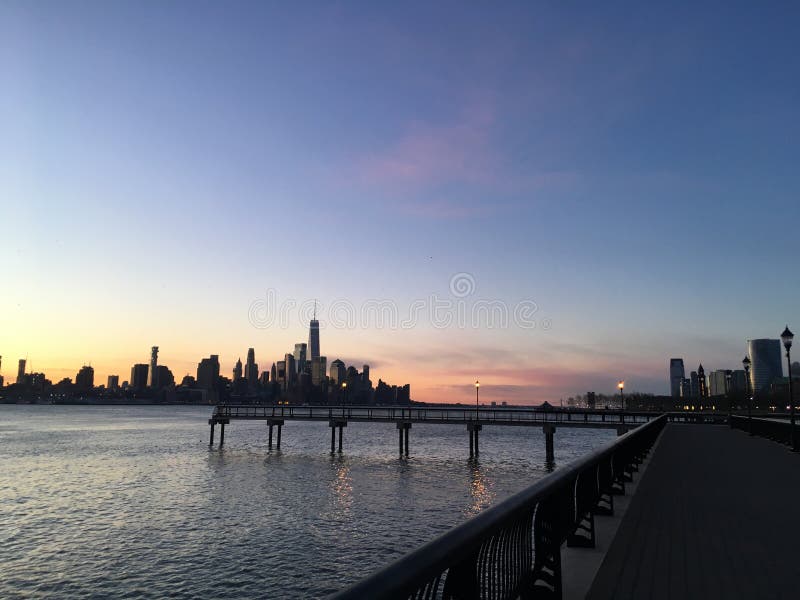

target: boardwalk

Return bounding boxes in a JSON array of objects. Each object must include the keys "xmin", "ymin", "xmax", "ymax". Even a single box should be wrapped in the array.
[{"xmin": 587, "ymin": 424, "xmax": 800, "ymax": 600}]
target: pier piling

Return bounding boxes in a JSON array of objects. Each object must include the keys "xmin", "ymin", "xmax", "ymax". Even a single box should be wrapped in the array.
[{"xmin": 543, "ymin": 424, "xmax": 556, "ymax": 463}]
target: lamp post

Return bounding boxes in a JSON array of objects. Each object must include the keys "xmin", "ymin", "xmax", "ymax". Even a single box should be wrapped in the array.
[
  {"xmin": 726, "ymin": 370, "xmax": 733, "ymax": 427},
  {"xmin": 743, "ymin": 356, "xmax": 752, "ymax": 435},
  {"xmin": 342, "ymin": 381, "xmax": 347, "ymax": 418},
  {"xmin": 475, "ymin": 380, "xmax": 480, "ymax": 422},
  {"xmin": 618, "ymin": 380, "xmax": 625, "ymax": 412},
  {"xmin": 781, "ymin": 326, "xmax": 795, "ymax": 451}
]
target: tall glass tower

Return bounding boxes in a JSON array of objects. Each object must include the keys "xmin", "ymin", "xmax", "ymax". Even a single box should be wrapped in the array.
[
  {"xmin": 669, "ymin": 358, "xmax": 685, "ymax": 398},
  {"xmin": 308, "ymin": 319, "xmax": 320, "ymax": 361},
  {"xmin": 748, "ymin": 339, "xmax": 782, "ymax": 394}
]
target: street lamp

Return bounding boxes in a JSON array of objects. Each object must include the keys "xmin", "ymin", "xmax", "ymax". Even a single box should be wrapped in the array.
[
  {"xmin": 726, "ymin": 370, "xmax": 733, "ymax": 426},
  {"xmin": 618, "ymin": 380, "xmax": 625, "ymax": 412},
  {"xmin": 781, "ymin": 326, "xmax": 795, "ymax": 451},
  {"xmin": 475, "ymin": 380, "xmax": 480, "ymax": 421},
  {"xmin": 743, "ymin": 356, "xmax": 752, "ymax": 435},
  {"xmin": 342, "ymin": 381, "xmax": 348, "ymax": 417}
]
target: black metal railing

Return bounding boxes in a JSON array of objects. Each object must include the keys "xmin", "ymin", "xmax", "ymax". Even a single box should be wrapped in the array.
[
  {"xmin": 730, "ymin": 415, "xmax": 793, "ymax": 445},
  {"xmin": 329, "ymin": 414, "xmax": 667, "ymax": 600},
  {"xmin": 212, "ymin": 404, "xmax": 657, "ymax": 425}
]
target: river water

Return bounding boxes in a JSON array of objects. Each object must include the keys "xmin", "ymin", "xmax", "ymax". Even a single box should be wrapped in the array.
[{"xmin": 0, "ymin": 405, "xmax": 615, "ymax": 598}]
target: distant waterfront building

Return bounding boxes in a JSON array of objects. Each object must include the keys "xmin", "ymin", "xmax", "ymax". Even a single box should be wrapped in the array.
[
  {"xmin": 233, "ymin": 358, "xmax": 243, "ymax": 381},
  {"xmin": 197, "ymin": 355, "xmax": 220, "ymax": 391},
  {"xmin": 0, "ymin": 356, "xmax": 3, "ymax": 387},
  {"xmin": 284, "ymin": 353, "xmax": 296, "ymax": 389},
  {"xmin": 107, "ymin": 375, "xmax": 119, "ymax": 390},
  {"xmin": 147, "ymin": 346, "xmax": 159, "ymax": 389},
  {"xmin": 131, "ymin": 364, "xmax": 149, "ymax": 390},
  {"xmin": 669, "ymin": 358, "xmax": 685, "ymax": 398},
  {"xmin": 75, "ymin": 365, "xmax": 94, "ymax": 391},
  {"xmin": 729, "ymin": 369, "xmax": 747, "ymax": 394},
  {"xmin": 748, "ymin": 339, "xmax": 783, "ymax": 394},
  {"xmin": 308, "ymin": 317, "xmax": 320, "ymax": 361},
  {"xmin": 270, "ymin": 362, "xmax": 277, "ymax": 383},
  {"xmin": 17, "ymin": 358, "xmax": 26, "ymax": 384},
  {"xmin": 156, "ymin": 365, "xmax": 174, "ymax": 388},
  {"xmin": 312, "ymin": 356, "xmax": 327, "ymax": 386},
  {"xmin": 697, "ymin": 364, "xmax": 707, "ymax": 398},
  {"xmin": 362, "ymin": 364, "xmax": 371, "ymax": 387},
  {"xmin": 709, "ymin": 370, "xmax": 731, "ymax": 397},
  {"xmin": 680, "ymin": 378, "xmax": 692, "ymax": 398},
  {"xmin": 329, "ymin": 359, "xmax": 346, "ymax": 385},
  {"xmin": 690, "ymin": 371, "xmax": 699, "ymax": 398},
  {"xmin": 294, "ymin": 343, "xmax": 307, "ymax": 374},
  {"xmin": 258, "ymin": 371, "xmax": 270, "ymax": 386},
  {"xmin": 245, "ymin": 348, "xmax": 258, "ymax": 389}
]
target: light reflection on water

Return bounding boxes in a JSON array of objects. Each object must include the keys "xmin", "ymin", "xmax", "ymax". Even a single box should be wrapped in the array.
[{"xmin": 0, "ymin": 405, "xmax": 615, "ymax": 598}]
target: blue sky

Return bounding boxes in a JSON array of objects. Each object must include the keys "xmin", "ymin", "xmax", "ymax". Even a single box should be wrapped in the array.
[{"xmin": 2, "ymin": 1, "xmax": 799, "ymax": 402}]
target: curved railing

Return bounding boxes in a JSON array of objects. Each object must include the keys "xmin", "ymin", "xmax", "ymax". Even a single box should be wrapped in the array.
[{"xmin": 329, "ymin": 414, "xmax": 667, "ymax": 600}]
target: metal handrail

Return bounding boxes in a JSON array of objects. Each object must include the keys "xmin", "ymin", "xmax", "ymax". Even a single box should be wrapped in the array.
[
  {"xmin": 731, "ymin": 415, "xmax": 793, "ymax": 445},
  {"xmin": 329, "ymin": 414, "xmax": 667, "ymax": 600}
]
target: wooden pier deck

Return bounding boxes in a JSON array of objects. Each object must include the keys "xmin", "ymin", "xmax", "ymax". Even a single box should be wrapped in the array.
[{"xmin": 587, "ymin": 424, "xmax": 800, "ymax": 600}]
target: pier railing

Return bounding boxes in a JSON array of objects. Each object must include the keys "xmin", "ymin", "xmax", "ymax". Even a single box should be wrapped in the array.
[
  {"xmin": 213, "ymin": 404, "xmax": 655, "ymax": 425},
  {"xmin": 329, "ymin": 414, "xmax": 667, "ymax": 600},
  {"xmin": 730, "ymin": 415, "xmax": 793, "ymax": 445}
]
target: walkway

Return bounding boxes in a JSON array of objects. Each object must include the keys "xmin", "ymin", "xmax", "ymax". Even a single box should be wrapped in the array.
[{"xmin": 587, "ymin": 424, "xmax": 800, "ymax": 600}]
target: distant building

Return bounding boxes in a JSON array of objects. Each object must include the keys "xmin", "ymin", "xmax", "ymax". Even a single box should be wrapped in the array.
[
  {"xmin": 0, "ymin": 356, "xmax": 4, "ymax": 387},
  {"xmin": 729, "ymin": 370, "xmax": 747, "ymax": 394},
  {"xmin": 680, "ymin": 378, "xmax": 692, "ymax": 398},
  {"xmin": 690, "ymin": 371, "xmax": 699, "ymax": 398},
  {"xmin": 17, "ymin": 358, "xmax": 26, "ymax": 384},
  {"xmin": 697, "ymin": 364, "xmax": 707, "ymax": 398},
  {"xmin": 180, "ymin": 375, "xmax": 196, "ymax": 387},
  {"xmin": 131, "ymin": 364, "xmax": 149, "ymax": 390},
  {"xmin": 308, "ymin": 318, "xmax": 320, "ymax": 361},
  {"xmin": 284, "ymin": 353, "xmax": 296, "ymax": 389},
  {"xmin": 294, "ymin": 343, "xmax": 307, "ymax": 374},
  {"xmin": 75, "ymin": 365, "xmax": 94, "ymax": 391},
  {"xmin": 233, "ymin": 358, "xmax": 243, "ymax": 381},
  {"xmin": 197, "ymin": 355, "xmax": 220, "ymax": 391},
  {"xmin": 362, "ymin": 364, "xmax": 371, "ymax": 388},
  {"xmin": 311, "ymin": 356, "xmax": 327, "ymax": 386},
  {"xmin": 669, "ymin": 358, "xmax": 685, "ymax": 398},
  {"xmin": 147, "ymin": 346, "xmax": 159, "ymax": 389},
  {"xmin": 107, "ymin": 375, "xmax": 119, "ymax": 390},
  {"xmin": 748, "ymin": 339, "xmax": 783, "ymax": 394},
  {"xmin": 156, "ymin": 365, "xmax": 174, "ymax": 388},
  {"xmin": 245, "ymin": 348, "xmax": 258, "ymax": 389},
  {"xmin": 329, "ymin": 359, "xmax": 346, "ymax": 385},
  {"xmin": 709, "ymin": 370, "xmax": 731, "ymax": 397},
  {"xmin": 586, "ymin": 391, "xmax": 596, "ymax": 409}
]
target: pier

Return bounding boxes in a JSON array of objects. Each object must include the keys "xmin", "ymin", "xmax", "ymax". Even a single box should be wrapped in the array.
[
  {"xmin": 329, "ymin": 415, "xmax": 799, "ymax": 599},
  {"xmin": 207, "ymin": 405, "xmax": 662, "ymax": 458}
]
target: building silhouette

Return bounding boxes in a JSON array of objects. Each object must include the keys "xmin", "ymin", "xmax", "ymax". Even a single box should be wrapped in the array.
[
  {"xmin": 308, "ymin": 317, "xmax": 320, "ymax": 361},
  {"xmin": 311, "ymin": 356, "xmax": 327, "ymax": 386},
  {"xmin": 131, "ymin": 364, "xmax": 149, "ymax": 390},
  {"xmin": 107, "ymin": 375, "xmax": 119, "ymax": 390},
  {"xmin": 329, "ymin": 359, "xmax": 346, "ymax": 385},
  {"xmin": 709, "ymin": 370, "xmax": 731, "ymax": 397},
  {"xmin": 669, "ymin": 359, "xmax": 685, "ymax": 398},
  {"xmin": 689, "ymin": 371, "xmax": 699, "ymax": 397},
  {"xmin": 0, "ymin": 356, "xmax": 4, "ymax": 387},
  {"xmin": 147, "ymin": 346, "xmax": 159, "ymax": 389},
  {"xmin": 17, "ymin": 358, "xmax": 26, "ymax": 384},
  {"xmin": 294, "ymin": 343, "xmax": 307, "ymax": 374},
  {"xmin": 75, "ymin": 365, "xmax": 94, "ymax": 391},
  {"xmin": 197, "ymin": 355, "xmax": 220, "ymax": 391},
  {"xmin": 233, "ymin": 358, "xmax": 243, "ymax": 381},
  {"xmin": 748, "ymin": 339, "xmax": 783, "ymax": 394},
  {"xmin": 697, "ymin": 364, "xmax": 707, "ymax": 398},
  {"xmin": 245, "ymin": 348, "xmax": 258, "ymax": 389}
]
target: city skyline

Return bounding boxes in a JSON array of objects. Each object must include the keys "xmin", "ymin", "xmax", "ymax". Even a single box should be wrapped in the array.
[{"xmin": 2, "ymin": 2, "xmax": 799, "ymax": 403}]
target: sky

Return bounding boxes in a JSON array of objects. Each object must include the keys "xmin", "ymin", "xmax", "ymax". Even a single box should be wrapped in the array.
[{"xmin": 2, "ymin": 1, "xmax": 799, "ymax": 403}]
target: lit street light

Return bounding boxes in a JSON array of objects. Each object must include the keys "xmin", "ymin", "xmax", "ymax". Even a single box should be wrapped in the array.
[
  {"xmin": 618, "ymin": 380, "xmax": 625, "ymax": 412},
  {"xmin": 780, "ymin": 326, "xmax": 795, "ymax": 451},
  {"xmin": 743, "ymin": 356, "xmax": 752, "ymax": 435},
  {"xmin": 475, "ymin": 380, "xmax": 480, "ymax": 421}
]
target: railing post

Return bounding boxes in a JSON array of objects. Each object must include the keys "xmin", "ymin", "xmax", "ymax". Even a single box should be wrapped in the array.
[{"xmin": 209, "ymin": 421, "xmax": 215, "ymax": 446}]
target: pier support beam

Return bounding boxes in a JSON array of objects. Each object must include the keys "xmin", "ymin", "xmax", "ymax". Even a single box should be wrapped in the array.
[
  {"xmin": 219, "ymin": 423, "xmax": 225, "ymax": 447},
  {"xmin": 543, "ymin": 424, "xmax": 556, "ymax": 464},
  {"xmin": 468, "ymin": 422, "xmax": 482, "ymax": 458},
  {"xmin": 208, "ymin": 420, "xmax": 215, "ymax": 446},
  {"xmin": 330, "ymin": 420, "xmax": 347, "ymax": 454},
  {"xmin": 267, "ymin": 419, "xmax": 284, "ymax": 451},
  {"xmin": 397, "ymin": 422, "xmax": 411, "ymax": 456}
]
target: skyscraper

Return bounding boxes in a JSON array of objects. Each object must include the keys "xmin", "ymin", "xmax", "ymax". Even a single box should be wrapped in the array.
[
  {"xmin": 233, "ymin": 358, "xmax": 243, "ymax": 381},
  {"xmin": 308, "ymin": 317, "xmax": 320, "ymax": 361},
  {"xmin": 748, "ymin": 339, "xmax": 782, "ymax": 394},
  {"xmin": 107, "ymin": 375, "xmax": 119, "ymax": 390},
  {"xmin": 311, "ymin": 356, "xmax": 327, "ymax": 386},
  {"xmin": 147, "ymin": 346, "xmax": 159, "ymax": 389},
  {"xmin": 197, "ymin": 355, "xmax": 220, "ymax": 391},
  {"xmin": 294, "ymin": 343, "xmax": 307, "ymax": 374},
  {"xmin": 75, "ymin": 365, "xmax": 94, "ymax": 391},
  {"xmin": 329, "ymin": 359, "xmax": 346, "ymax": 385},
  {"xmin": 17, "ymin": 358, "xmax": 26, "ymax": 384},
  {"xmin": 669, "ymin": 358, "xmax": 685, "ymax": 398},
  {"xmin": 245, "ymin": 348, "xmax": 258, "ymax": 388},
  {"xmin": 131, "ymin": 364, "xmax": 149, "ymax": 390},
  {"xmin": 697, "ymin": 364, "xmax": 707, "ymax": 398}
]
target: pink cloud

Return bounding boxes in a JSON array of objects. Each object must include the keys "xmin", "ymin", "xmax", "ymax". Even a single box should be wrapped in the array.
[{"xmin": 355, "ymin": 100, "xmax": 498, "ymax": 188}]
